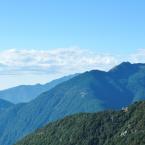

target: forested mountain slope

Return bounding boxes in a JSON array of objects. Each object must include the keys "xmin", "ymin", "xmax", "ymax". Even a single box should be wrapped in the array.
[
  {"xmin": 0, "ymin": 62, "xmax": 145, "ymax": 145},
  {"xmin": 15, "ymin": 101, "xmax": 145, "ymax": 145}
]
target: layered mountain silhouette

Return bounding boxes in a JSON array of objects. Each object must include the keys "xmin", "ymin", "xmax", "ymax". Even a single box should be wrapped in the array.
[
  {"xmin": 0, "ymin": 74, "xmax": 77, "ymax": 103},
  {"xmin": 15, "ymin": 101, "xmax": 145, "ymax": 145},
  {"xmin": 0, "ymin": 62, "xmax": 145, "ymax": 145}
]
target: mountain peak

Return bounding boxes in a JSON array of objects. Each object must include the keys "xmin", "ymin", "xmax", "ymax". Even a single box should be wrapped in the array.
[
  {"xmin": 108, "ymin": 62, "xmax": 144, "ymax": 78},
  {"xmin": 110, "ymin": 61, "xmax": 145, "ymax": 72},
  {"xmin": 109, "ymin": 61, "xmax": 132, "ymax": 71},
  {"xmin": 119, "ymin": 61, "xmax": 132, "ymax": 65}
]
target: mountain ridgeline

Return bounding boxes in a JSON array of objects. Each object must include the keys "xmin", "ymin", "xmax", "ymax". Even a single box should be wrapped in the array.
[
  {"xmin": 0, "ymin": 74, "xmax": 77, "ymax": 103},
  {"xmin": 0, "ymin": 62, "xmax": 145, "ymax": 145},
  {"xmin": 15, "ymin": 101, "xmax": 145, "ymax": 145}
]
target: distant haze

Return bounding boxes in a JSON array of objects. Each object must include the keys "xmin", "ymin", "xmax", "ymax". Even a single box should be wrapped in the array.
[{"xmin": 1, "ymin": 48, "xmax": 145, "ymax": 90}]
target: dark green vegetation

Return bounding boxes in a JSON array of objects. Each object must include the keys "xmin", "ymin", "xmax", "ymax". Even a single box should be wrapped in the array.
[
  {"xmin": 15, "ymin": 101, "xmax": 145, "ymax": 145},
  {"xmin": 0, "ymin": 74, "xmax": 76, "ymax": 103},
  {"xmin": 1, "ymin": 62, "xmax": 145, "ymax": 145}
]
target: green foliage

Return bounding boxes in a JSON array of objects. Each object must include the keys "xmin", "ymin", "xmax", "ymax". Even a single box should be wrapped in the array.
[
  {"xmin": 15, "ymin": 101, "xmax": 145, "ymax": 145},
  {"xmin": 1, "ymin": 62, "xmax": 145, "ymax": 145}
]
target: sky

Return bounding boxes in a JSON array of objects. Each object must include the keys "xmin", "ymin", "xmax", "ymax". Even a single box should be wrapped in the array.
[{"xmin": 0, "ymin": 0, "xmax": 145, "ymax": 89}]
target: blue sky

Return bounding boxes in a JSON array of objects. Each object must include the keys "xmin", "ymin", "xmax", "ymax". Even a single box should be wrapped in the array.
[
  {"xmin": 0, "ymin": 0, "xmax": 145, "ymax": 89},
  {"xmin": 0, "ymin": 0, "xmax": 145, "ymax": 53}
]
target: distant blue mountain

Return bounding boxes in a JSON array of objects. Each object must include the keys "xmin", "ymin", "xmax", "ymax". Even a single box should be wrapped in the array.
[
  {"xmin": 0, "ymin": 62, "xmax": 145, "ymax": 145},
  {"xmin": 0, "ymin": 74, "xmax": 77, "ymax": 103},
  {"xmin": 0, "ymin": 99, "xmax": 14, "ymax": 111}
]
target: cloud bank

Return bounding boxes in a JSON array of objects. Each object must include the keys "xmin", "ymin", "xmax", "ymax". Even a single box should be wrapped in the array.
[
  {"xmin": 0, "ymin": 48, "xmax": 145, "ymax": 89},
  {"xmin": 0, "ymin": 48, "xmax": 145, "ymax": 76},
  {"xmin": 0, "ymin": 48, "xmax": 118, "ymax": 76}
]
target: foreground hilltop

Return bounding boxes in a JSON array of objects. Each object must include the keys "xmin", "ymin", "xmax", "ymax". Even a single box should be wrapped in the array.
[{"xmin": 15, "ymin": 101, "xmax": 145, "ymax": 145}]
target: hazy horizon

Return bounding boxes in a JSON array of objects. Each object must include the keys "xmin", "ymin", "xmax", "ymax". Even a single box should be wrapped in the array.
[{"xmin": 0, "ymin": 0, "xmax": 145, "ymax": 89}]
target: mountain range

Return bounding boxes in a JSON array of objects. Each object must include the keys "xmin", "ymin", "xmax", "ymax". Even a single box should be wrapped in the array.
[
  {"xmin": 0, "ymin": 62, "xmax": 145, "ymax": 145},
  {"xmin": 15, "ymin": 101, "xmax": 145, "ymax": 145},
  {"xmin": 0, "ymin": 74, "xmax": 77, "ymax": 103}
]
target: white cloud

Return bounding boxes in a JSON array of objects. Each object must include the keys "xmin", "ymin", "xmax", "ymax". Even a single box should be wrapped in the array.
[
  {"xmin": 0, "ymin": 48, "xmax": 118, "ymax": 76},
  {"xmin": 129, "ymin": 48, "xmax": 145, "ymax": 63},
  {"xmin": 1, "ymin": 48, "xmax": 145, "ymax": 89}
]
